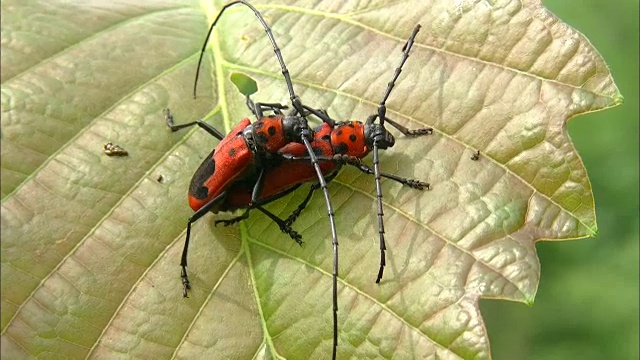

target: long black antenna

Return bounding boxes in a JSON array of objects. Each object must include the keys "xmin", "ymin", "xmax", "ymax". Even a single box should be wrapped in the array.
[
  {"xmin": 373, "ymin": 25, "xmax": 421, "ymax": 284},
  {"xmin": 376, "ymin": 25, "xmax": 421, "ymax": 125},
  {"xmin": 194, "ymin": 2, "xmax": 339, "ymax": 358},
  {"xmin": 194, "ymin": 0, "xmax": 297, "ymax": 102}
]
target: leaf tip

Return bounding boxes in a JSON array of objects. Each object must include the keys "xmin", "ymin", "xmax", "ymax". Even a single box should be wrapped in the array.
[
  {"xmin": 525, "ymin": 296, "xmax": 536, "ymax": 307},
  {"xmin": 613, "ymin": 94, "xmax": 624, "ymax": 106}
]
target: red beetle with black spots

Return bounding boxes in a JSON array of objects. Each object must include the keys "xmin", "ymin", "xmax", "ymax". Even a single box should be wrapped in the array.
[{"xmin": 164, "ymin": 1, "xmax": 434, "ymax": 359}]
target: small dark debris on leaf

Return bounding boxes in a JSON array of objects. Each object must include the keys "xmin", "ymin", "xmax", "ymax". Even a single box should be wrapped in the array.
[
  {"xmin": 157, "ymin": 174, "xmax": 164, "ymax": 183},
  {"xmin": 471, "ymin": 150, "xmax": 480, "ymax": 161},
  {"xmin": 103, "ymin": 142, "xmax": 128, "ymax": 157},
  {"xmin": 163, "ymin": 108, "xmax": 173, "ymax": 125}
]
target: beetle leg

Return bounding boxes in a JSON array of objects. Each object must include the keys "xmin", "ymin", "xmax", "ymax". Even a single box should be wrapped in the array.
[
  {"xmin": 302, "ymin": 105, "xmax": 336, "ymax": 127},
  {"xmin": 164, "ymin": 108, "xmax": 225, "ymax": 140},
  {"xmin": 250, "ymin": 168, "xmax": 266, "ymax": 206},
  {"xmin": 245, "ymin": 95, "xmax": 263, "ymax": 119},
  {"xmin": 181, "ymin": 191, "xmax": 227, "ymax": 297},
  {"xmin": 245, "ymin": 95, "xmax": 289, "ymax": 117},
  {"xmin": 257, "ymin": 102, "xmax": 289, "ymax": 115},
  {"xmin": 284, "ymin": 183, "xmax": 319, "ymax": 227},
  {"xmin": 384, "ymin": 116, "xmax": 433, "ymax": 137},
  {"xmin": 352, "ymin": 163, "xmax": 430, "ymax": 190},
  {"xmin": 283, "ymin": 170, "xmax": 338, "ymax": 227},
  {"xmin": 256, "ymin": 206, "xmax": 303, "ymax": 245},
  {"xmin": 214, "ymin": 209, "xmax": 250, "ymax": 227}
]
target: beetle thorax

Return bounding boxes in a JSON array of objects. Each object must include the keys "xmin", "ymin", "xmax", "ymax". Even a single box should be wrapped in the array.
[{"xmin": 364, "ymin": 122, "xmax": 395, "ymax": 150}]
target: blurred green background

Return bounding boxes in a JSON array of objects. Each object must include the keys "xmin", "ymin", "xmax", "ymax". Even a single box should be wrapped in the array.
[{"xmin": 480, "ymin": 0, "xmax": 639, "ymax": 359}]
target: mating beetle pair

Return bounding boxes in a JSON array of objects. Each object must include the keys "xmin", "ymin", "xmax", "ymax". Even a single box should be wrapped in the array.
[{"xmin": 166, "ymin": 1, "xmax": 432, "ymax": 358}]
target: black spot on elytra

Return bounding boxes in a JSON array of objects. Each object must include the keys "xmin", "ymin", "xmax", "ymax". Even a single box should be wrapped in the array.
[
  {"xmin": 349, "ymin": 134, "xmax": 357, "ymax": 142},
  {"xmin": 337, "ymin": 130, "xmax": 343, "ymax": 136},
  {"xmin": 333, "ymin": 142, "xmax": 348, "ymax": 154},
  {"xmin": 194, "ymin": 186, "xmax": 209, "ymax": 200},
  {"xmin": 321, "ymin": 134, "xmax": 331, "ymax": 141},
  {"xmin": 255, "ymin": 132, "xmax": 269, "ymax": 145},
  {"xmin": 268, "ymin": 126, "xmax": 276, "ymax": 136},
  {"xmin": 189, "ymin": 152, "xmax": 215, "ymax": 200},
  {"xmin": 229, "ymin": 148, "xmax": 236, "ymax": 157}
]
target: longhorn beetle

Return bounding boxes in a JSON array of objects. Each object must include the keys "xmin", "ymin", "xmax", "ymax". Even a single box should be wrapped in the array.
[{"xmin": 168, "ymin": 1, "xmax": 430, "ymax": 358}]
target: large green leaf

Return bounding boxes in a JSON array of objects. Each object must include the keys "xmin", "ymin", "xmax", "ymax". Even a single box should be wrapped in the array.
[{"xmin": 1, "ymin": 0, "xmax": 621, "ymax": 359}]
